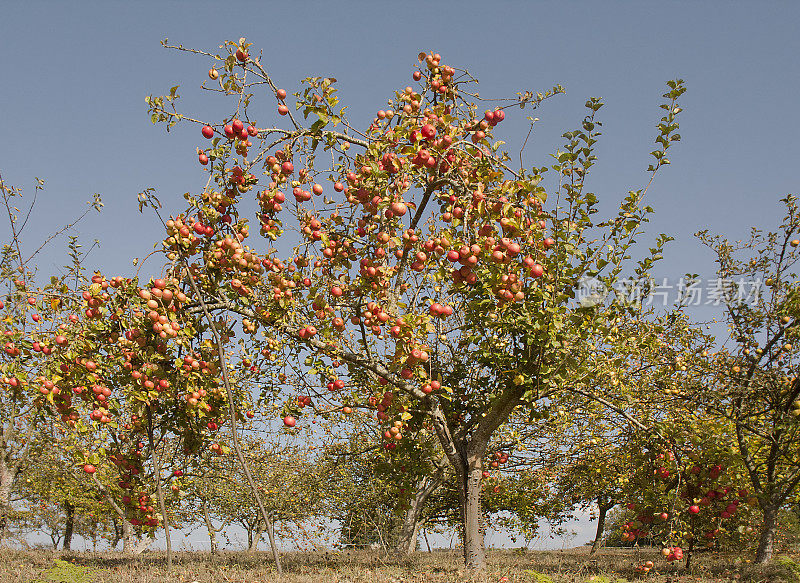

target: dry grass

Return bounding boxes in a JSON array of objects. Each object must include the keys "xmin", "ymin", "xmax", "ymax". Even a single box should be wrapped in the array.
[{"xmin": 0, "ymin": 547, "xmax": 796, "ymax": 583}]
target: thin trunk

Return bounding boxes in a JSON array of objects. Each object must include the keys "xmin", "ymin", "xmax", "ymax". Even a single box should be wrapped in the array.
[
  {"xmin": 146, "ymin": 407, "xmax": 172, "ymax": 568},
  {"xmin": 755, "ymin": 503, "xmax": 780, "ymax": 564},
  {"xmin": 111, "ymin": 516, "xmax": 123, "ymax": 550},
  {"xmin": 685, "ymin": 537, "xmax": 694, "ymax": 570},
  {"xmin": 62, "ymin": 502, "xmax": 75, "ymax": 550},
  {"xmin": 185, "ymin": 267, "xmax": 282, "ymax": 575},
  {"xmin": 590, "ymin": 500, "xmax": 612, "ymax": 555},
  {"xmin": 201, "ymin": 498, "xmax": 219, "ymax": 555},
  {"xmin": 268, "ymin": 517, "xmax": 277, "ymax": 554},
  {"xmin": 396, "ymin": 470, "xmax": 443, "ymax": 555}
]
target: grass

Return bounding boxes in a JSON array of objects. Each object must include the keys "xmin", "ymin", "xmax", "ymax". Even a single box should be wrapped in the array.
[{"xmin": 0, "ymin": 547, "xmax": 796, "ymax": 583}]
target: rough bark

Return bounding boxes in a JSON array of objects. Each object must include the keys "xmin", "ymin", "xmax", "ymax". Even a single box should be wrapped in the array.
[
  {"xmin": 396, "ymin": 469, "xmax": 444, "ymax": 555},
  {"xmin": 755, "ymin": 503, "xmax": 780, "ymax": 564},
  {"xmin": 62, "ymin": 501, "xmax": 75, "ymax": 551},
  {"xmin": 458, "ymin": 461, "xmax": 486, "ymax": 572},
  {"xmin": 590, "ymin": 499, "xmax": 613, "ymax": 555},
  {"xmin": 0, "ymin": 459, "xmax": 15, "ymax": 542},
  {"xmin": 111, "ymin": 516, "xmax": 123, "ymax": 549}
]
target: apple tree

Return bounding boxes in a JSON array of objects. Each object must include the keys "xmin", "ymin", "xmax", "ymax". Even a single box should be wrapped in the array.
[
  {"xmin": 687, "ymin": 197, "xmax": 800, "ymax": 563},
  {"xmin": 0, "ymin": 175, "xmax": 102, "ymax": 542},
  {"xmin": 144, "ymin": 37, "xmax": 687, "ymax": 572}
]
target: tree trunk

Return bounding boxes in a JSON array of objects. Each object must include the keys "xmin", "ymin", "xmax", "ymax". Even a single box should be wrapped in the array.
[
  {"xmin": 120, "ymin": 520, "xmax": 152, "ymax": 555},
  {"xmin": 396, "ymin": 471, "xmax": 443, "ymax": 555},
  {"xmin": 201, "ymin": 498, "xmax": 219, "ymax": 555},
  {"xmin": 428, "ymin": 386, "xmax": 521, "ymax": 575},
  {"xmin": 429, "ymin": 406, "xmax": 493, "ymax": 574},
  {"xmin": 590, "ymin": 500, "xmax": 612, "ymax": 555},
  {"xmin": 111, "ymin": 516, "xmax": 122, "ymax": 549},
  {"xmin": 249, "ymin": 521, "xmax": 265, "ymax": 552},
  {"xmin": 121, "ymin": 520, "xmax": 135, "ymax": 553},
  {"xmin": 146, "ymin": 407, "xmax": 172, "ymax": 568},
  {"xmin": 0, "ymin": 457, "xmax": 16, "ymax": 542},
  {"xmin": 458, "ymin": 461, "xmax": 486, "ymax": 573},
  {"xmin": 685, "ymin": 537, "xmax": 694, "ymax": 570},
  {"xmin": 62, "ymin": 501, "xmax": 75, "ymax": 550},
  {"xmin": 755, "ymin": 503, "xmax": 780, "ymax": 564},
  {"xmin": 96, "ymin": 488, "xmax": 148, "ymax": 555},
  {"xmin": 185, "ymin": 271, "xmax": 282, "ymax": 574},
  {"xmin": 396, "ymin": 502, "xmax": 422, "ymax": 555}
]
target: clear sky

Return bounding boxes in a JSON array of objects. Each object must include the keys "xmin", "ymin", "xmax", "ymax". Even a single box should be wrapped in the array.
[{"xmin": 2, "ymin": 0, "xmax": 799, "ymax": 551}]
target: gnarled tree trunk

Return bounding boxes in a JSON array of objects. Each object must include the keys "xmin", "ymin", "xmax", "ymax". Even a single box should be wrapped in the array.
[
  {"xmin": 396, "ymin": 468, "xmax": 444, "ymax": 555},
  {"xmin": 590, "ymin": 498, "xmax": 613, "ymax": 555},
  {"xmin": 249, "ymin": 520, "xmax": 265, "ymax": 552},
  {"xmin": 88, "ymin": 473, "xmax": 150, "ymax": 554},
  {"xmin": 120, "ymin": 519, "xmax": 152, "ymax": 554}
]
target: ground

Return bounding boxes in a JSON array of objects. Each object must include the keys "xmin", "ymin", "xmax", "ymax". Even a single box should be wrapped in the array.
[{"xmin": 0, "ymin": 548, "xmax": 797, "ymax": 583}]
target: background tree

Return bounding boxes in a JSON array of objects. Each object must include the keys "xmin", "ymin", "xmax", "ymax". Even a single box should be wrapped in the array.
[
  {"xmin": 687, "ymin": 196, "xmax": 800, "ymax": 563},
  {"xmin": 0, "ymin": 175, "xmax": 101, "ymax": 543}
]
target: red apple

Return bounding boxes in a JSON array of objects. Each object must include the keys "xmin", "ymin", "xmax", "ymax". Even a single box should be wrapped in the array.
[{"xmin": 421, "ymin": 124, "xmax": 436, "ymax": 139}]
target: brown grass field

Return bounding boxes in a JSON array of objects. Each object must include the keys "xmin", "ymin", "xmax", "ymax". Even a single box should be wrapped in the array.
[{"xmin": 0, "ymin": 547, "xmax": 797, "ymax": 583}]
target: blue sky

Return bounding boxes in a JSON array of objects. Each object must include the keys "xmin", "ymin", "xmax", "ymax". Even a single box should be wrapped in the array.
[
  {"xmin": 3, "ymin": 0, "xmax": 799, "ymax": 551},
  {"xmin": 2, "ymin": 1, "xmax": 798, "ymax": 286}
]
